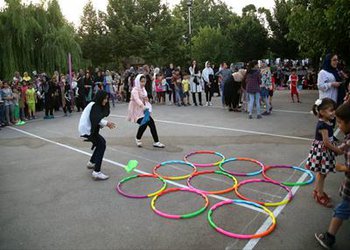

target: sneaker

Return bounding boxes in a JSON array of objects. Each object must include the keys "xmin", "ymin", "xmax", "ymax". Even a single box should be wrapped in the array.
[
  {"xmin": 205, "ymin": 102, "xmax": 209, "ymax": 106},
  {"xmin": 199, "ymin": 103, "xmax": 203, "ymax": 106},
  {"xmin": 44, "ymin": 116, "xmax": 50, "ymax": 119},
  {"xmin": 86, "ymin": 161, "xmax": 95, "ymax": 169},
  {"xmin": 209, "ymin": 102, "xmax": 213, "ymax": 106},
  {"xmin": 315, "ymin": 233, "xmax": 335, "ymax": 249},
  {"xmin": 135, "ymin": 138, "xmax": 142, "ymax": 147},
  {"xmin": 49, "ymin": 115, "xmax": 55, "ymax": 119},
  {"xmin": 257, "ymin": 115, "xmax": 262, "ymax": 119},
  {"xmin": 92, "ymin": 171, "xmax": 109, "ymax": 180},
  {"xmin": 262, "ymin": 111, "xmax": 270, "ymax": 116},
  {"xmin": 153, "ymin": 142, "xmax": 165, "ymax": 148},
  {"xmin": 249, "ymin": 114, "xmax": 253, "ymax": 119}
]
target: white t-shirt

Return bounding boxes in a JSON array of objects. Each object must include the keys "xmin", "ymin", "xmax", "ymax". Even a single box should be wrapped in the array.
[{"xmin": 317, "ymin": 69, "xmax": 338, "ymax": 102}]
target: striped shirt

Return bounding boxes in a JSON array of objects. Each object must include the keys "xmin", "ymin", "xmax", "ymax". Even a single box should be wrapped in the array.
[{"xmin": 339, "ymin": 133, "xmax": 350, "ymax": 201}]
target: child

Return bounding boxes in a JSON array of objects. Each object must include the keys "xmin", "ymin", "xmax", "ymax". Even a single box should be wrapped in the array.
[
  {"xmin": 182, "ymin": 74, "xmax": 190, "ymax": 105},
  {"xmin": 2, "ymin": 81, "xmax": 14, "ymax": 125},
  {"xmin": 288, "ymin": 68, "xmax": 301, "ymax": 103},
  {"xmin": 12, "ymin": 87, "xmax": 25, "ymax": 125},
  {"xmin": 155, "ymin": 73, "xmax": 165, "ymax": 104},
  {"xmin": 63, "ymin": 81, "xmax": 72, "ymax": 116},
  {"xmin": 315, "ymin": 102, "xmax": 350, "ymax": 249},
  {"xmin": 26, "ymin": 82, "xmax": 37, "ymax": 119},
  {"xmin": 306, "ymin": 98, "xmax": 343, "ymax": 207}
]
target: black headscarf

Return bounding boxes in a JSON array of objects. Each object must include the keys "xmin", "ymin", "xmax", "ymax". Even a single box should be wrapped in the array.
[
  {"xmin": 89, "ymin": 90, "xmax": 110, "ymax": 146},
  {"xmin": 322, "ymin": 54, "xmax": 341, "ymax": 82}
]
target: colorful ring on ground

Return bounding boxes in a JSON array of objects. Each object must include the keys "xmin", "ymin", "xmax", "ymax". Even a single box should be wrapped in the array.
[
  {"xmin": 235, "ymin": 179, "xmax": 293, "ymax": 206},
  {"xmin": 153, "ymin": 160, "xmax": 197, "ymax": 180},
  {"xmin": 219, "ymin": 157, "xmax": 264, "ymax": 176},
  {"xmin": 208, "ymin": 199, "xmax": 276, "ymax": 239},
  {"xmin": 187, "ymin": 170, "xmax": 238, "ymax": 194},
  {"xmin": 262, "ymin": 165, "xmax": 315, "ymax": 186},
  {"xmin": 184, "ymin": 150, "xmax": 225, "ymax": 167},
  {"xmin": 151, "ymin": 187, "xmax": 209, "ymax": 219},
  {"xmin": 116, "ymin": 174, "xmax": 167, "ymax": 199}
]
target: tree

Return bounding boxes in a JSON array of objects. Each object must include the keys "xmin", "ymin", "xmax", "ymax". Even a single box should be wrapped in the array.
[
  {"xmin": 226, "ymin": 14, "xmax": 269, "ymax": 62},
  {"xmin": 192, "ymin": 26, "xmax": 228, "ymax": 65},
  {"xmin": 288, "ymin": 0, "xmax": 350, "ymax": 63},
  {"xmin": 258, "ymin": 0, "xmax": 299, "ymax": 59},
  {"xmin": 0, "ymin": 0, "xmax": 82, "ymax": 79}
]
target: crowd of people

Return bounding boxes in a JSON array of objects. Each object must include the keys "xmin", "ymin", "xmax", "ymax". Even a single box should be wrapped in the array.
[{"xmin": 1, "ymin": 58, "xmax": 335, "ymax": 127}]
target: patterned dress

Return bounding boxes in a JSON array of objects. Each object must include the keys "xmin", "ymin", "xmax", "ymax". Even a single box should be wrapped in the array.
[{"xmin": 306, "ymin": 120, "xmax": 336, "ymax": 174}]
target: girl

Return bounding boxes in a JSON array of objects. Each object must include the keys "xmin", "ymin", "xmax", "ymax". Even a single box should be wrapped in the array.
[
  {"xmin": 245, "ymin": 61, "xmax": 262, "ymax": 119},
  {"xmin": 288, "ymin": 68, "xmax": 301, "ymax": 103},
  {"xmin": 306, "ymin": 98, "xmax": 343, "ymax": 207},
  {"xmin": 127, "ymin": 74, "xmax": 165, "ymax": 148},
  {"xmin": 155, "ymin": 73, "xmax": 165, "ymax": 104},
  {"xmin": 79, "ymin": 90, "xmax": 116, "ymax": 180}
]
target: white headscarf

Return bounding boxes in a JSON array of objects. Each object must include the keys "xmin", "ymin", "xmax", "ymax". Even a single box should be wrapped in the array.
[{"xmin": 134, "ymin": 74, "xmax": 148, "ymax": 96}]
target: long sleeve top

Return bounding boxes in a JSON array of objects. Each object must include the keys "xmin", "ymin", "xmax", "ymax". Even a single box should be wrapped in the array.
[{"xmin": 317, "ymin": 69, "xmax": 338, "ymax": 102}]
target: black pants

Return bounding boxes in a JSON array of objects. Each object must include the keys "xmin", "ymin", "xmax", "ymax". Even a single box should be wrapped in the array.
[
  {"xmin": 76, "ymin": 96, "xmax": 86, "ymax": 112},
  {"xmin": 136, "ymin": 117, "xmax": 159, "ymax": 142},
  {"xmin": 168, "ymin": 83, "xmax": 176, "ymax": 103},
  {"xmin": 63, "ymin": 101, "xmax": 72, "ymax": 114},
  {"xmin": 90, "ymin": 134, "xmax": 106, "ymax": 172},
  {"xmin": 45, "ymin": 98, "xmax": 54, "ymax": 116},
  {"xmin": 192, "ymin": 92, "xmax": 202, "ymax": 105},
  {"xmin": 204, "ymin": 83, "xmax": 213, "ymax": 102}
]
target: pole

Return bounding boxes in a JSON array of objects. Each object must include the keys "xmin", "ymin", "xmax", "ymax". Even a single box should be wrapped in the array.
[{"xmin": 188, "ymin": 6, "xmax": 192, "ymax": 61}]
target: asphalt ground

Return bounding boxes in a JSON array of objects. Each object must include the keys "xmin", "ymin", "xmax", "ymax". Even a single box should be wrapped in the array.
[{"xmin": 0, "ymin": 90, "xmax": 349, "ymax": 250}]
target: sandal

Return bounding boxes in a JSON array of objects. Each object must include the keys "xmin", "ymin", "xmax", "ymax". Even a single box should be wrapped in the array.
[{"xmin": 315, "ymin": 194, "xmax": 333, "ymax": 208}]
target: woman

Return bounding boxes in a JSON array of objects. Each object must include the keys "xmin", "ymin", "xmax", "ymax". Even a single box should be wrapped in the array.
[
  {"xmin": 79, "ymin": 90, "xmax": 116, "ymax": 180},
  {"xmin": 246, "ymin": 60, "xmax": 262, "ymax": 119},
  {"xmin": 318, "ymin": 54, "xmax": 342, "ymax": 104},
  {"xmin": 127, "ymin": 74, "xmax": 165, "ymax": 148},
  {"xmin": 189, "ymin": 60, "xmax": 203, "ymax": 106}
]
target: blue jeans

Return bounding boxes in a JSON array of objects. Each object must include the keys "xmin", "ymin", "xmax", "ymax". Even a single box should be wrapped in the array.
[
  {"xmin": 333, "ymin": 200, "xmax": 350, "ymax": 220},
  {"xmin": 248, "ymin": 92, "xmax": 261, "ymax": 115}
]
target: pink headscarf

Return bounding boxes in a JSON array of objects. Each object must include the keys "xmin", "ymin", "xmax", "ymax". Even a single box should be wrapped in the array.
[{"xmin": 134, "ymin": 74, "xmax": 148, "ymax": 96}]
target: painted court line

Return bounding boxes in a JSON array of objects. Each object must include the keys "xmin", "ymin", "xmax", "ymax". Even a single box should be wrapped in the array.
[
  {"xmin": 240, "ymin": 158, "xmax": 309, "ymax": 250},
  {"xmin": 110, "ymin": 114, "xmax": 312, "ymax": 142},
  {"xmin": 208, "ymin": 105, "xmax": 310, "ymax": 115},
  {"xmin": 8, "ymin": 126, "xmax": 264, "ymax": 213}
]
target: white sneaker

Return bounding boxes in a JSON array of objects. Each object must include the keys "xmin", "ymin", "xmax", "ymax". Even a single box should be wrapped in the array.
[
  {"xmin": 86, "ymin": 161, "xmax": 95, "ymax": 169},
  {"xmin": 205, "ymin": 102, "xmax": 209, "ymax": 106},
  {"xmin": 153, "ymin": 142, "xmax": 165, "ymax": 148},
  {"xmin": 135, "ymin": 138, "xmax": 142, "ymax": 147},
  {"xmin": 209, "ymin": 102, "xmax": 213, "ymax": 106},
  {"xmin": 92, "ymin": 171, "xmax": 109, "ymax": 180}
]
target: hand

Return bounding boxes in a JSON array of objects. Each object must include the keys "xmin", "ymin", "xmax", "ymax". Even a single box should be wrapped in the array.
[
  {"xmin": 106, "ymin": 121, "xmax": 116, "ymax": 129},
  {"xmin": 332, "ymin": 82, "xmax": 340, "ymax": 88}
]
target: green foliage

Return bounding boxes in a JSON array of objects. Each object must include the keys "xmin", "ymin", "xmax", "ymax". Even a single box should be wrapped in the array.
[
  {"xmin": 0, "ymin": 0, "xmax": 82, "ymax": 79},
  {"xmin": 288, "ymin": 0, "xmax": 350, "ymax": 62}
]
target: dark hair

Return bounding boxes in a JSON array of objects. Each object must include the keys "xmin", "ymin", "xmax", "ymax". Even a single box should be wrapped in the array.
[
  {"xmin": 247, "ymin": 60, "xmax": 258, "ymax": 74},
  {"xmin": 94, "ymin": 90, "xmax": 108, "ymax": 106},
  {"xmin": 312, "ymin": 98, "xmax": 336, "ymax": 116},
  {"xmin": 335, "ymin": 102, "xmax": 350, "ymax": 123},
  {"xmin": 139, "ymin": 75, "xmax": 146, "ymax": 81},
  {"xmin": 291, "ymin": 68, "xmax": 297, "ymax": 72}
]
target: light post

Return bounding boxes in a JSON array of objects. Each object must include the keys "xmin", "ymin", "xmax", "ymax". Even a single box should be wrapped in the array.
[{"xmin": 187, "ymin": 0, "xmax": 192, "ymax": 61}]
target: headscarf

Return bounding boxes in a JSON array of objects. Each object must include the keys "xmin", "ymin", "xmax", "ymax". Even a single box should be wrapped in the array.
[
  {"xmin": 322, "ymin": 54, "xmax": 341, "ymax": 82},
  {"xmin": 205, "ymin": 61, "xmax": 210, "ymax": 68},
  {"xmin": 134, "ymin": 74, "xmax": 148, "ymax": 96},
  {"xmin": 89, "ymin": 90, "xmax": 110, "ymax": 146}
]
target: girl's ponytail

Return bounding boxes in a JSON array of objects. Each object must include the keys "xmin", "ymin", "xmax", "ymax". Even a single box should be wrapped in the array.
[{"xmin": 312, "ymin": 104, "xmax": 319, "ymax": 116}]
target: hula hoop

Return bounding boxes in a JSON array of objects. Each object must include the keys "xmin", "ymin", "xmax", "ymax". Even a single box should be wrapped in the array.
[
  {"xmin": 151, "ymin": 187, "xmax": 209, "ymax": 219},
  {"xmin": 208, "ymin": 199, "xmax": 276, "ymax": 239},
  {"xmin": 263, "ymin": 165, "xmax": 315, "ymax": 186},
  {"xmin": 219, "ymin": 157, "xmax": 264, "ymax": 176},
  {"xmin": 184, "ymin": 150, "xmax": 225, "ymax": 167},
  {"xmin": 235, "ymin": 179, "xmax": 293, "ymax": 207},
  {"xmin": 116, "ymin": 174, "xmax": 167, "ymax": 199},
  {"xmin": 153, "ymin": 160, "xmax": 197, "ymax": 180},
  {"xmin": 187, "ymin": 170, "xmax": 238, "ymax": 194}
]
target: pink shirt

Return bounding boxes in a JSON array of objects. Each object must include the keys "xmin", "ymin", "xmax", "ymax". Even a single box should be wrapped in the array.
[{"xmin": 127, "ymin": 87, "xmax": 148, "ymax": 123}]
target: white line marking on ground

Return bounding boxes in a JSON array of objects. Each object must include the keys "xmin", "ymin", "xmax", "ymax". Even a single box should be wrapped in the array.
[
  {"xmin": 240, "ymin": 158, "xmax": 308, "ymax": 250},
  {"xmin": 110, "ymin": 114, "xmax": 312, "ymax": 142},
  {"xmin": 8, "ymin": 126, "xmax": 265, "ymax": 213},
  {"xmin": 208, "ymin": 105, "xmax": 311, "ymax": 114}
]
